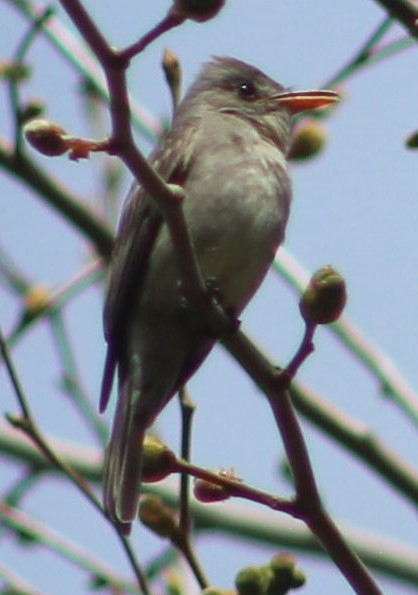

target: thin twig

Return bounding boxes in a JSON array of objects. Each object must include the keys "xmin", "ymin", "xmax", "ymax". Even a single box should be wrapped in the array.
[
  {"xmin": 178, "ymin": 386, "xmax": 195, "ymax": 534},
  {"xmin": 0, "ymin": 503, "xmax": 139, "ymax": 593},
  {"xmin": 274, "ymin": 247, "xmax": 418, "ymax": 427},
  {"xmin": 223, "ymin": 327, "xmax": 383, "ymax": 594},
  {"xmin": 49, "ymin": 310, "xmax": 108, "ymax": 444},
  {"xmin": 0, "ymin": 563, "xmax": 44, "ymax": 595},
  {"xmin": 8, "ymin": 5, "xmax": 54, "ymax": 152},
  {"xmin": 323, "ymin": 16, "xmax": 393, "ymax": 88},
  {"xmin": 7, "ymin": 0, "xmax": 162, "ymax": 140},
  {"xmin": 120, "ymin": 12, "xmax": 185, "ymax": 63},
  {"xmin": 0, "ymin": 141, "xmax": 114, "ymax": 259},
  {"xmin": 2, "ymin": 422, "xmax": 417, "ymax": 586},
  {"xmin": 175, "ymin": 458, "xmax": 295, "ymax": 514},
  {"xmin": 7, "ymin": 258, "xmax": 104, "ymax": 346},
  {"xmin": 0, "ymin": 323, "xmax": 149, "ymax": 594}
]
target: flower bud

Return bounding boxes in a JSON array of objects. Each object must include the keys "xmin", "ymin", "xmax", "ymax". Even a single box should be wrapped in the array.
[
  {"xmin": 162, "ymin": 48, "xmax": 181, "ymax": 88},
  {"xmin": 235, "ymin": 566, "xmax": 268, "ymax": 595},
  {"xmin": 24, "ymin": 119, "xmax": 68, "ymax": 157},
  {"xmin": 139, "ymin": 495, "xmax": 177, "ymax": 538},
  {"xmin": 194, "ymin": 477, "xmax": 230, "ymax": 503},
  {"xmin": 162, "ymin": 48, "xmax": 182, "ymax": 108},
  {"xmin": 288, "ymin": 120, "xmax": 328, "ymax": 161},
  {"xmin": 24, "ymin": 284, "xmax": 49, "ymax": 316},
  {"xmin": 171, "ymin": 0, "xmax": 225, "ymax": 22},
  {"xmin": 142, "ymin": 435, "xmax": 176, "ymax": 482},
  {"xmin": 0, "ymin": 60, "xmax": 31, "ymax": 83},
  {"xmin": 269, "ymin": 553, "xmax": 306, "ymax": 590},
  {"xmin": 405, "ymin": 131, "xmax": 418, "ymax": 149},
  {"xmin": 19, "ymin": 99, "xmax": 45, "ymax": 124},
  {"xmin": 299, "ymin": 266, "xmax": 346, "ymax": 325}
]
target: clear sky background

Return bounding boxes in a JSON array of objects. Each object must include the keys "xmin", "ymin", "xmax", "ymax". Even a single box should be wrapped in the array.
[{"xmin": 1, "ymin": 1, "xmax": 418, "ymax": 594}]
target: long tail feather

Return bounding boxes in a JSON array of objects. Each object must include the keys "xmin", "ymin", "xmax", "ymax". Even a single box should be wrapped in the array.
[{"xmin": 103, "ymin": 373, "xmax": 145, "ymax": 528}]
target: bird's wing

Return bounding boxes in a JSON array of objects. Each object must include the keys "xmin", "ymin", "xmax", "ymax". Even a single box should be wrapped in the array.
[{"xmin": 100, "ymin": 120, "xmax": 198, "ymax": 412}]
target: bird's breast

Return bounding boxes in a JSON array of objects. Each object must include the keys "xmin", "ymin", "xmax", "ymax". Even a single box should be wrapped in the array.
[{"xmin": 141, "ymin": 117, "xmax": 291, "ymax": 314}]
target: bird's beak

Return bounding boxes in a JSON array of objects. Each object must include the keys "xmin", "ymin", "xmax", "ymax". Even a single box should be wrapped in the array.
[{"xmin": 264, "ymin": 89, "xmax": 339, "ymax": 114}]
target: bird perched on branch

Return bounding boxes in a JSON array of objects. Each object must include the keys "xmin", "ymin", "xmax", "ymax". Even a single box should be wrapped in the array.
[{"xmin": 100, "ymin": 56, "xmax": 338, "ymax": 530}]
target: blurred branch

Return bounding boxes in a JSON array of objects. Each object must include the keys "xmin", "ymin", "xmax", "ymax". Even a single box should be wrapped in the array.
[
  {"xmin": 0, "ymin": 564, "xmax": 44, "ymax": 595},
  {"xmin": 0, "ymin": 503, "xmax": 139, "ymax": 593},
  {"xmin": 323, "ymin": 15, "xmax": 416, "ymax": 88},
  {"xmin": 0, "ymin": 420, "xmax": 102, "ymax": 479},
  {"xmin": 49, "ymin": 310, "xmax": 108, "ymax": 445},
  {"xmin": 323, "ymin": 16, "xmax": 393, "ymax": 88},
  {"xmin": 7, "ymin": 0, "xmax": 162, "ymax": 142},
  {"xmin": 7, "ymin": 258, "xmax": 104, "ymax": 345},
  {"xmin": 0, "ymin": 325, "xmax": 149, "ymax": 594},
  {"xmin": 1, "ymin": 423, "xmax": 418, "ymax": 587},
  {"xmin": 0, "ymin": 242, "xmax": 30, "ymax": 295},
  {"xmin": 8, "ymin": 4, "xmax": 54, "ymax": 152},
  {"xmin": 0, "ymin": 141, "xmax": 114, "ymax": 260},
  {"xmin": 291, "ymin": 381, "xmax": 418, "ymax": 507},
  {"xmin": 275, "ymin": 247, "xmax": 418, "ymax": 427},
  {"xmin": 373, "ymin": 0, "xmax": 418, "ymax": 38}
]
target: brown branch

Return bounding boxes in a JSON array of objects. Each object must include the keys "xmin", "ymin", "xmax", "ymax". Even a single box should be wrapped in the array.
[
  {"xmin": 291, "ymin": 381, "xmax": 418, "ymax": 507},
  {"xmin": 223, "ymin": 328, "xmax": 383, "ymax": 594},
  {"xmin": 373, "ymin": 0, "xmax": 418, "ymax": 37},
  {"xmin": 2, "ymin": 421, "xmax": 418, "ymax": 587}
]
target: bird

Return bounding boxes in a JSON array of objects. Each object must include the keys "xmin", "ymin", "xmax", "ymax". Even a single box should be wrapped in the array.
[{"xmin": 100, "ymin": 56, "xmax": 338, "ymax": 529}]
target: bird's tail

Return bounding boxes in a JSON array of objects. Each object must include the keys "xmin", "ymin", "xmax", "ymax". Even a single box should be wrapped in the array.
[{"xmin": 103, "ymin": 370, "xmax": 151, "ymax": 532}]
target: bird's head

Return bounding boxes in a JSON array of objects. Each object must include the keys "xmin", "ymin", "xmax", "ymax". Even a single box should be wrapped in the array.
[{"xmin": 176, "ymin": 56, "xmax": 338, "ymax": 151}]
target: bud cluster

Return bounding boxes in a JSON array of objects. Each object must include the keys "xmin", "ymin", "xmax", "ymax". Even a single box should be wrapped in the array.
[{"xmin": 235, "ymin": 553, "xmax": 306, "ymax": 595}]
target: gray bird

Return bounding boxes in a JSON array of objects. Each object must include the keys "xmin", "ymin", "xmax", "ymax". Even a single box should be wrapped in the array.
[{"xmin": 100, "ymin": 56, "xmax": 338, "ymax": 529}]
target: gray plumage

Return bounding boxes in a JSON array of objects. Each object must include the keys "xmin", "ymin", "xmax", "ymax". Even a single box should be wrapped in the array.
[{"xmin": 100, "ymin": 56, "xmax": 336, "ymax": 530}]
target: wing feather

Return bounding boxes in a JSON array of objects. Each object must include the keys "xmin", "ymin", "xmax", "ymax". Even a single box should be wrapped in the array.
[{"xmin": 100, "ymin": 119, "xmax": 198, "ymax": 411}]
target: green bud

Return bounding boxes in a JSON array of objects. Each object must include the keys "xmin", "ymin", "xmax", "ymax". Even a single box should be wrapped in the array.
[
  {"xmin": 19, "ymin": 99, "xmax": 46, "ymax": 124},
  {"xmin": 288, "ymin": 120, "xmax": 328, "ymax": 161},
  {"xmin": 0, "ymin": 60, "xmax": 31, "ymax": 83},
  {"xmin": 235, "ymin": 566, "xmax": 268, "ymax": 595},
  {"xmin": 171, "ymin": 0, "xmax": 225, "ymax": 22},
  {"xmin": 139, "ymin": 495, "xmax": 177, "ymax": 538},
  {"xmin": 405, "ymin": 131, "xmax": 418, "ymax": 149},
  {"xmin": 24, "ymin": 119, "xmax": 68, "ymax": 157},
  {"xmin": 289, "ymin": 569, "xmax": 306, "ymax": 589},
  {"xmin": 268, "ymin": 554, "xmax": 306, "ymax": 592},
  {"xmin": 269, "ymin": 553, "xmax": 295, "ymax": 579},
  {"xmin": 299, "ymin": 266, "xmax": 346, "ymax": 325},
  {"xmin": 142, "ymin": 435, "xmax": 176, "ymax": 482}
]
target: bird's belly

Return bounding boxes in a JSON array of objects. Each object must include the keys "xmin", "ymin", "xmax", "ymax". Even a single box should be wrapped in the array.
[
  {"xmin": 142, "ymin": 191, "xmax": 287, "ymax": 315},
  {"xmin": 140, "ymin": 132, "xmax": 291, "ymax": 315}
]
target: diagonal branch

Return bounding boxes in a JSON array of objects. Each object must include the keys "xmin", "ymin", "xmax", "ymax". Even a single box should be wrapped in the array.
[
  {"xmin": 0, "ymin": 140, "xmax": 114, "ymax": 260},
  {"xmin": 373, "ymin": 0, "xmax": 418, "ymax": 38}
]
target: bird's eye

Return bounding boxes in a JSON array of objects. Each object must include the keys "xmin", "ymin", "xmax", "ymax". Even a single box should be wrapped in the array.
[{"xmin": 237, "ymin": 81, "xmax": 258, "ymax": 100}]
